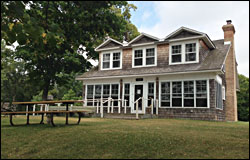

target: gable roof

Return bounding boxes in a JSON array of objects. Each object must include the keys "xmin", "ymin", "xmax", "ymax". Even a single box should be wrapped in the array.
[
  {"xmin": 76, "ymin": 39, "xmax": 230, "ymax": 80},
  {"xmin": 95, "ymin": 37, "xmax": 123, "ymax": 51},
  {"xmin": 165, "ymin": 27, "xmax": 216, "ymax": 49},
  {"xmin": 126, "ymin": 32, "xmax": 160, "ymax": 46}
]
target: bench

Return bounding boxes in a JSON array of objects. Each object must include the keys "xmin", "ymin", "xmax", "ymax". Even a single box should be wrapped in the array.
[{"xmin": 1, "ymin": 111, "xmax": 86, "ymax": 127}]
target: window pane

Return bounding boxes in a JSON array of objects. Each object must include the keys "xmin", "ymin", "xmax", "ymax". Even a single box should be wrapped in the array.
[
  {"xmin": 196, "ymin": 80, "xmax": 207, "ymax": 107},
  {"xmin": 185, "ymin": 43, "xmax": 196, "ymax": 52},
  {"xmin": 103, "ymin": 62, "xmax": 110, "ymax": 69},
  {"xmin": 148, "ymin": 83, "xmax": 154, "ymax": 106},
  {"xmin": 135, "ymin": 59, "xmax": 143, "ymax": 66},
  {"xmin": 103, "ymin": 53, "xmax": 110, "ymax": 61},
  {"xmin": 146, "ymin": 57, "xmax": 155, "ymax": 65},
  {"xmin": 172, "ymin": 81, "xmax": 182, "ymax": 107},
  {"xmin": 103, "ymin": 84, "xmax": 110, "ymax": 97},
  {"xmin": 161, "ymin": 82, "xmax": 170, "ymax": 107},
  {"xmin": 111, "ymin": 84, "xmax": 119, "ymax": 106},
  {"xmin": 124, "ymin": 84, "xmax": 130, "ymax": 107},
  {"xmin": 113, "ymin": 52, "xmax": 120, "ymax": 60},
  {"xmin": 172, "ymin": 45, "xmax": 181, "ymax": 54},
  {"xmin": 113, "ymin": 61, "xmax": 120, "ymax": 68},
  {"xmin": 94, "ymin": 85, "xmax": 102, "ymax": 106},
  {"xmin": 135, "ymin": 50, "xmax": 143, "ymax": 58},
  {"xmin": 146, "ymin": 48, "xmax": 155, "ymax": 57},
  {"xmin": 186, "ymin": 53, "xmax": 196, "ymax": 61},
  {"xmin": 87, "ymin": 85, "xmax": 94, "ymax": 106},
  {"xmin": 172, "ymin": 55, "xmax": 181, "ymax": 63},
  {"xmin": 184, "ymin": 81, "xmax": 194, "ymax": 107}
]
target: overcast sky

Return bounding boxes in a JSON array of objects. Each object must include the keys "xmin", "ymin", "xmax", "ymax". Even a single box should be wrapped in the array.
[{"xmin": 129, "ymin": 1, "xmax": 249, "ymax": 77}]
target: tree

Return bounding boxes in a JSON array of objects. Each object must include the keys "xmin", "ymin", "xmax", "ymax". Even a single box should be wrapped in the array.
[
  {"xmin": 237, "ymin": 74, "xmax": 249, "ymax": 121},
  {"xmin": 1, "ymin": 1, "xmax": 138, "ymax": 100}
]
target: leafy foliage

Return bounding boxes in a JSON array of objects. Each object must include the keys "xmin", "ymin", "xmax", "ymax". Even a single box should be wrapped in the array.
[
  {"xmin": 237, "ymin": 74, "xmax": 249, "ymax": 121},
  {"xmin": 1, "ymin": 1, "xmax": 138, "ymax": 100}
]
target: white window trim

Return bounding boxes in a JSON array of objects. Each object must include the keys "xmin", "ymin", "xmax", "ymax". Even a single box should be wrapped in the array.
[
  {"xmin": 222, "ymin": 86, "xmax": 226, "ymax": 100},
  {"xmin": 159, "ymin": 79, "xmax": 210, "ymax": 108},
  {"xmin": 101, "ymin": 50, "xmax": 122, "ymax": 70},
  {"xmin": 169, "ymin": 39, "xmax": 199, "ymax": 65},
  {"xmin": 132, "ymin": 45, "xmax": 157, "ymax": 68}
]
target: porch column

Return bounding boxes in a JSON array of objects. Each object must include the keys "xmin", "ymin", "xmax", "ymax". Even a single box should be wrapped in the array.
[
  {"xmin": 120, "ymin": 79, "xmax": 123, "ymax": 109},
  {"xmin": 82, "ymin": 84, "xmax": 86, "ymax": 106},
  {"xmin": 156, "ymin": 77, "xmax": 159, "ymax": 100}
]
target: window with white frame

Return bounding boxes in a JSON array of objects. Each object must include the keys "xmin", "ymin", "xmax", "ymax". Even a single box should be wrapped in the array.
[
  {"xmin": 111, "ymin": 84, "xmax": 119, "ymax": 106},
  {"xmin": 185, "ymin": 43, "xmax": 196, "ymax": 62},
  {"xmin": 148, "ymin": 82, "xmax": 154, "ymax": 107},
  {"xmin": 222, "ymin": 86, "xmax": 226, "ymax": 100},
  {"xmin": 170, "ymin": 40, "xmax": 199, "ymax": 64},
  {"xmin": 103, "ymin": 84, "xmax": 110, "ymax": 106},
  {"xmin": 161, "ymin": 82, "xmax": 171, "ymax": 107},
  {"xmin": 94, "ymin": 85, "xmax": 102, "ymax": 106},
  {"xmin": 172, "ymin": 81, "xmax": 182, "ymax": 107},
  {"xmin": 133, "ymin": 47, "xmax": 156, "ymax": 67},
  {"xmin": 184, "ymin": 81, "xmax": 194, "ymax": 107},
  {"xmin": 134, "ymin": 49, "xmax": 143, "ymax": 66},
  {"xmin": 102, "ymin": 53, "xmax": 110, "ymax": 69},
  {"xmin": 112, "ymin": 52, "xmax": 121, "ymax": 68},
  {"xmin": 124, "ymin": 83, "xmax": 130, "ymax": 107},
  {"xmin": 171, "ymin": 45, "xmax": 182, "ymax": 63},
  {"xmin": 196, "ymin": 80, "xmax": 207, "ymax": 107},
  {"xmin": 102, "ymin": 51, "xmax": 121, "ymax": 70},
  {"xmin": 160, "ymin": 80, "xmax": 208, "ymax": 108},
  {"xmin": 146, "ymin": 48, "xmax": 155, "ymax": 65},
  {"xmin": 87, "ymin": 85, "xmax": 94, "ymax": 106}
]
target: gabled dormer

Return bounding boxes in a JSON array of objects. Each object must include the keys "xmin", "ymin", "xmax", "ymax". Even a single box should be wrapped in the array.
[
  {"xmin": 126, "ymin": 33, "xmax": 160, "ymax": 68},
  {"xmin": 95, "ymin": 38, "xmax": 123, "ymax": 70},
  {"xmin": 165, "ymin": 27, "xmax": 215, "ymax": 65}
]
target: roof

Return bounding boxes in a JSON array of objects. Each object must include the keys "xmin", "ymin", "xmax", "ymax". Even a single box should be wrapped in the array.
[{"xmin": 76, "ymin": 39, "xmax": 230, "ymax": 80}]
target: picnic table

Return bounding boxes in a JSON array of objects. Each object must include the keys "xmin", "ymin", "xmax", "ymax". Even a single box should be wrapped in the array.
[{"xmin": 1, "ymin": 100, "xmax": 86, "ymax": 127}]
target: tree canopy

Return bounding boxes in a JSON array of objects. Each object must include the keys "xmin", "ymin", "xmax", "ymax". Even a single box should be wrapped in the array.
[
  {"xmin": 1, "ymin": 1, "xmax": 139, "ymax": 100},
  {"xmin": 237, "ymin": 74, "xmax": 249, "ymax": 121}
]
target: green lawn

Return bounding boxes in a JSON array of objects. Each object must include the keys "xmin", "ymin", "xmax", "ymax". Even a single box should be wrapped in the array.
[{"xmin": 1, "ymin": 116, "xmax": 249, "ymax": 159}]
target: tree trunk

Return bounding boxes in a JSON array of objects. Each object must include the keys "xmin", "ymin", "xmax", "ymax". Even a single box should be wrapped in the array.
[{"xmin": 42, "ymin": 81, "xmax": 50, "ymax": 101}]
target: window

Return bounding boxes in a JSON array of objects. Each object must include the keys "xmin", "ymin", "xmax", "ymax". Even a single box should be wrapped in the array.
[
  {"xmin": 171, "ymin": 45, "xmax": 182, "ymax": 63},
  {"xmin": 134, "ymin": 49, "xmax": 143, "ymax": 66},
  {"xmin": 102, "ymin": 53, "xmax": 110, "ymax": 69},
  {"xmin": 148, "ymin": 82, "xmax": 154, "ymax": 107},
  {"xmin": 113, "ymin": 52, "xmax": 120, "ymax": 68},
  {"xmin": 111, "ymin": 84, "xmax": 119, "ymax": 106},
  {"xmin": 103, "ymin": 84, "xmax": 110, "ymax": 106},
  {"xmin": 196, "ymin": 80, "xmax": 207, "ymax": 107},
  {"xmin": 161, "ymin": 82, "xmax": 170, "ymax": 107},
  {"xmin": 94, "ymin": 85, "xmax": 102, "ymax": 106},
  {"xmin": 184, "ymin": 81, "xmax": 194, "ymax": 107},
  {"xmin": 146, "ymin": 48, "xmax": 155, "ymax": 65},
  {"xmin": 133, "ymin": 46, "xmax": 157, "ymax": 67},
  {"xmin": 101, "ymin": 51, "xmax": 122, "ymax": 70},
  {"xmin": 185, "ymin": 43, "xmax": 196, "ymax": 62},
  {"xmin": 124, "ymin": 84, "xmax": 130, "ymax": 107},
  {"xmin": 170, "ymin": 40, "xmax": 199, "ymax": 64},
  {"xmin": 216, "ymin": 82, "xmax": 223, "ymax": 109},
  {"xmin": 222, "ymin": 86, "xmax": 226, "ymax": 100},
  {"xmin": 172, "ymin": 81, "xmax": 182, "ymax": 107},
  {"xmin": 87, "ymin": 85, "xmax": 94, "ymax": 106}
]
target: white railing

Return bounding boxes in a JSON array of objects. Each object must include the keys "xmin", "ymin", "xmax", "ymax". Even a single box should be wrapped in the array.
[{"xmin": 133, "ymin": 97, "xmax": 142, "ymax": 120}]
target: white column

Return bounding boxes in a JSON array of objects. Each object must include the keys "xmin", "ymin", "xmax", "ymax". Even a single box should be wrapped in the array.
[
  {"xmin": 96, "ymin": 100, "xmax": 99, "ymax": 114},
  {"xmin": 26, "ymin": 105, "xmax": 29, "ymax": 116},
  {"xmin": 118, "ymin": 99, "xmax": 121, "ymax": 114},
  {"xmin": 124, "ymin": 100, "xmax": 127, "ymax": 114},
  {"xmin": 142, "ymin": 98, "xmax": 145, "ymax": 114},
  {"xmin": 151, "ymin": 99, "xmax": 154, "ymax": 115},
  {"xmin": 101, "ymin": 98, "xmax": 103, "ymax": 118},
  {"xmin": 33, "ymin": 105, "xmax": 36, "ymax": 116},
  {"xmin": 136, "ymin": 101, "xmax": 139, "ymax": 120},
  {"xmin": 107, "ymin": 98, "xmax": 110, "ymax": 113},
  {"xmin": 111, "ymin": 100, "xmax": 114, "ymax": 113},
  {"xmin": 156, "ymin": 99, "xmax": 159, "ymax": 115}
]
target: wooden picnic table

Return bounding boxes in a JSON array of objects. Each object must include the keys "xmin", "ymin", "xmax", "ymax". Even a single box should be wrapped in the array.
[{"xmin": 1, "ymin": 100, "xmax": 85, "ymax": 127}]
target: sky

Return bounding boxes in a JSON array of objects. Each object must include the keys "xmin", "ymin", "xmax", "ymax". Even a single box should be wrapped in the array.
[{"xmin": 129, "ymin": 1, "xmax": 249, "ymax": 77}]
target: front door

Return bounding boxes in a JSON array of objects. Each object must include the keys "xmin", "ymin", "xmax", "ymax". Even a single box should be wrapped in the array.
[{"xmin": 134, "ymin": 85, "xmax": 143, "ymax": 112}]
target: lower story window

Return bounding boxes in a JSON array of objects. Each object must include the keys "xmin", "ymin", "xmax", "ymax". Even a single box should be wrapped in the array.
[
  {"xmin": 196, "ymin": 80, "xmax": 207, "ymax": 107},
  {"xmin": 161, "ymin": 82, "xmax": 170, "ymax": 107},
  {"xmin": 172, "ymin": 81, "xmax": 182, "ymax": 107},
  {"xmin": 124, "ymin": 84, "xmax": 130, "ymax": 107},
  {"xmin": 87, "ymin": 85, "xmax": 94, "ymax": 106},
  {"xmin": 111, "ymin": 84, "xmax": 119, "ymax": 106},
  {"xmin": 148, "ymin": 82, "xmax": 154, "ymax": 107},
  {"xmin": 184, "ymin": 81, "xmax": 194, "ymax": 107},
  {"xmin": 216, "ymin": 82, "xmax": 223, "ymax": 109}
]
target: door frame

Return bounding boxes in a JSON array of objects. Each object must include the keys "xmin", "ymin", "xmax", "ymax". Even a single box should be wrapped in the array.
[{"xmin": 131, "ymin": 83, "xmax": 146, "ymax": 113}]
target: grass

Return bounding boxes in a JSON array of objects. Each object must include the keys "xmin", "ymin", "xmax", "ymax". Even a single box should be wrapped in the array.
[{"xmin": 1, "ymin": 116, "xmax": 249, "ymax": 159}]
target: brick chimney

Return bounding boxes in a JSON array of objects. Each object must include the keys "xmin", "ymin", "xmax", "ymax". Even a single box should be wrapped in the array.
[{"xmin": 222, "ymin": 20, "xmax": 238, "ymax": 121}]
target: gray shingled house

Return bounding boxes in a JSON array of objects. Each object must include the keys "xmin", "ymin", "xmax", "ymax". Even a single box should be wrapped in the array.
[{"xmin": 76, "ymin": 20, "xmax": 239, "ymax": 121}]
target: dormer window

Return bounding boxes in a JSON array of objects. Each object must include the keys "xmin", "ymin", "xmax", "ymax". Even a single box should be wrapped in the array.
[
  {"xmin": 169, "ymin": 40, "xmax": 199, "ymax": 65},
  {"xmin": 101, "ymin": 50, "xmax": 122, "ymax": 70},
  {"xmin": 132, "ymin": 46, "xmax": 157, "ymax": 68}
]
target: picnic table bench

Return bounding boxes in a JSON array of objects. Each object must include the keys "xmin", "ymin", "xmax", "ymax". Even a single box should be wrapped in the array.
[{"xmin": 1, "ymin": 100, "xmax": 86, "ymax": 127}]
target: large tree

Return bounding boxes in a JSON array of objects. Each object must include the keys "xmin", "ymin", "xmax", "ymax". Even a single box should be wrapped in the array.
[
  {"xmin": 237, "ymin": 74, "xmax": 249, "ymax": 121},
  {"xmin": 1, "ymin": 1, "xmax": 138, "ymax": 100}
]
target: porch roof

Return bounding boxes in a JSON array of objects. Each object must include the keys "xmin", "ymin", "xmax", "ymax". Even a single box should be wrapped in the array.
[{"xmin": 76, "ymin": 40, "xmax": 230, "ymax": 80}]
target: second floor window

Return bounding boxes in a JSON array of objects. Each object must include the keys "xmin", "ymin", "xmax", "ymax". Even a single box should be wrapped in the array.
[
  {"xmin": 146, "ymin": 48, "xmax": 155, "ymax": 65},
  {"xmin": 171, "ymin": 45, "xmax": 182, "ymax": 63},
  {"xmin": 134, "ymin": 50, "xmax": 143, "ymax": 66},
  {"xmin": 102, "ymin": 51, "xmax": 122, "ymax": 70},
  {"xmin": 133, "ymin": 46, "xmax": 156, "ymax": 67},
  {"xmin": 185, "ymin": 43, "xmax": 196, "ymax": 62}
]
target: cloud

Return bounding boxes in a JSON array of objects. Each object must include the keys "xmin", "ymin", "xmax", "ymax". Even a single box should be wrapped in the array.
[
  {"xmin": 142, "ymin": 11, "xmax": 151, "ymax": 21},
  {"xmin": 134, "ymin": 1, "xmax": 249, "ymax": 76}
]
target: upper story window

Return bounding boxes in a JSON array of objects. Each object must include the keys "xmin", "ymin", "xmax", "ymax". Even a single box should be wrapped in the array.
[
  {"xmin": 101, "ymin": 50, "xmax": 122, "ymax": 70},
  {"xmin": 133, "ymin": 46, "xmax": 157, "ymax": 68},
  {"xmin": 169, "ymin": 40, "xmax": 199, "ymax": 65}
]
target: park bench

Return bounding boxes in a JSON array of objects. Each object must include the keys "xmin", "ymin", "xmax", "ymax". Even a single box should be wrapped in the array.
[{"xmin": 1, "ymin": 100, "xmax": 86, "ymax": 127}]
